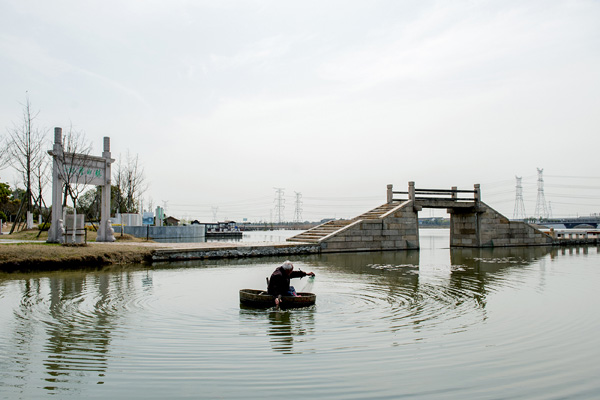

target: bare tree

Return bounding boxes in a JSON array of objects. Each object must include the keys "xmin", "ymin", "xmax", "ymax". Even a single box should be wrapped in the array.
[
  {"xmin": 6, "ymin": 94, "xmax": 47, "ymax": 214},
  {"xmin": 0, "ymin": 135, "xmax": 9, "ymax": 172},
  {"xmin": 56, "ymin": 124, "xmax": 94, "ymax": 208},
  {"xmin": 113, "ymin": 155, "xmax": 124, "ymax": 213},
  {"xmin": 77, "ymin": 186, "xmax": 102, "ymax": 221},
  {"xmin": 32, "ymin": 147, "xmax": 50, "ymax": 219},
  {"xmin": 113, "ymin": 151, "xmax": 146, "ymax": 214},
  {"xmin": 147, "ymin": 197, "xmax": 154, "ymax": 213}
]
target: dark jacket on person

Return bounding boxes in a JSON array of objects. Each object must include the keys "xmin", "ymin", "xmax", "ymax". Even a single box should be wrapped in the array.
[{"xmin": 267, "ymin": 266, "xmax": 307, "ymax": 296}]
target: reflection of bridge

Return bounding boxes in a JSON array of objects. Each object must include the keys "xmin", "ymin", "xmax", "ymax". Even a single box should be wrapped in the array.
[{"xmin": 287, "ymin": 182, "xmax": 553, "ymax": 252}]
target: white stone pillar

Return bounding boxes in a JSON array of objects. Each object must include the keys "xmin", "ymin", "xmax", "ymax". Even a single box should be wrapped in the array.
[
  {"xmin": 97, "ymin": 137, "xmax": 115, "ymax": 242},
  {"xmin": 47, "ymin": 127, "xmax": 64, "ymax": 243}
]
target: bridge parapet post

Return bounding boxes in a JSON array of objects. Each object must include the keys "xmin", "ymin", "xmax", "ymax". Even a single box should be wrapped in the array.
[
  {"xmin": 408, "ymin": 181, "xmax": 415, "ymax": 201},
  {"xmin": 474, "ymin": 184, "xmax": 481, "ymax": 203},
  {"xmin": 452, "ymin": 186, "xmax": 457, "ymax": 200},
  {"xmin": 387, "ymin": 184, "xmax": 393, "ymax": 204}
]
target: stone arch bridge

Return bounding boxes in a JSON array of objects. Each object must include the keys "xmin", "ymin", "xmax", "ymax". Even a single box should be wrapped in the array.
[{"xmin": 287, "ymin": 182, "xmax": 553, "ymax": 252}]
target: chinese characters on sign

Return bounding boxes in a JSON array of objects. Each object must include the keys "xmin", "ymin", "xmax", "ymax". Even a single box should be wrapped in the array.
[
  {"xmin": 65, "ymin": 166, "xmax": 103, "ymax": 179},
  {"xmin": 62, "ymin": 159, "xmax": 107, "ymax": 186}
]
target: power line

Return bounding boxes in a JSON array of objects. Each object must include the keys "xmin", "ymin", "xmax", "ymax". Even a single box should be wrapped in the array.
[{"xmin": 545, "ymin": 175, "xmax": 600, "ymax": 180}]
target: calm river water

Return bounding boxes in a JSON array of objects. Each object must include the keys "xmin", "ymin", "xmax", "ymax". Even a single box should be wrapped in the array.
[{"xmin": 1, "ymin": 229, "xmax": 599, "ymax": 399}]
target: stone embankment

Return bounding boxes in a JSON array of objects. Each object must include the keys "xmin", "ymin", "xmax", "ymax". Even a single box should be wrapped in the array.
[{"xmin": 0, "ymin": 240, "xmax": 321, "ymax": 272}]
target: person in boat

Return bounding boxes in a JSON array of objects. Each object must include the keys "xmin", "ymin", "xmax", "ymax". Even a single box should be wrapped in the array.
[{"xmin": 268, "ymin": 261, "xmax": 315, "ymax": 303}]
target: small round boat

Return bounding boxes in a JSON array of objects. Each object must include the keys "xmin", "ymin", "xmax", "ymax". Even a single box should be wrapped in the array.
[{"xmin": 239, "ymin": 289, "xmax": 316, "ymax": 308}]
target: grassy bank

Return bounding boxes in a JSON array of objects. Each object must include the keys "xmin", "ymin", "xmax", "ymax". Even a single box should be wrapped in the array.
[
  {"xmin": 0, "ymin": 242, "xmax": 156, "ymax": 273},
  {"xmin": 0, "ymin": 228, "xmax": 157, "ymax": 273}
]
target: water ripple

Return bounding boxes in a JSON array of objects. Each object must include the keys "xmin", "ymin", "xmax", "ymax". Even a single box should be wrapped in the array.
[{"xmin": 1, "ymin": 244, "xmax": 600, "ymax": 399}]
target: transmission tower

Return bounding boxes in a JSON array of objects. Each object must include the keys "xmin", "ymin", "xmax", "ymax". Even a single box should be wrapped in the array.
[
  {"xmin": 513, "ymin": 176, "xmax": 526, "ymax": 220},
  {"xmin": 273, "ymin": 187, "xmax": 285, "ymax": 224},
  {"xmin": 293, "ymin": 192, "xmax": 303, "ymax": 223},
  {"xmin": 211, "ymin": 206, "xmax": 218, "ymax": 222},
  {"xmin": 534, "ymin": 168, "xmax": 549, "ymax": 219}
]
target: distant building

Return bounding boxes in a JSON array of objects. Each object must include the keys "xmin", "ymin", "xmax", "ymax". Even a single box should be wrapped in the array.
[
  {"xmin": 164, "ymin": 216, "xmax": 180, "ymax": 226},
  {"xmin": 205, "ymin": 221, "xmax": 239, "ymax": 232},
  {"xmin": 203, "ymin": 221, "xmax": 242, "ymax": 237}
]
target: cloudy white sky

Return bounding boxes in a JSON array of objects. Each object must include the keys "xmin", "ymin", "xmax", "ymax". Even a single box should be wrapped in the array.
[{"xmin": 1, "ymin": 0, "xmax": 599, "ymax": 222}]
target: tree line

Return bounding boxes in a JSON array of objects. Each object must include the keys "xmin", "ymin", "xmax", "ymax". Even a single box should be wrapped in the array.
[{"xmin": 0, "ymin": 95, "xmax": 147, "ymax": 226}]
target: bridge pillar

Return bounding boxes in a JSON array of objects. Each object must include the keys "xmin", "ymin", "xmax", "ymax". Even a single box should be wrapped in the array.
[
  {"xmin": 449, "ymin": 202, "xmax": 553, "ymax": 247},
  {"xmin": 449, "ymin": 207, "xmax": 481, "ymax": 247}
]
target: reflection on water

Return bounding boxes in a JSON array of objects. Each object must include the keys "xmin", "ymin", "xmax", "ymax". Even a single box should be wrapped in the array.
[
  {"xmin": 239, "ymin": 308, "xmax": 316, "ymax": 354},
  {"xmin": 1, "ymin": 270, "xmax": 153, "ymax": 396},
  {"xmin": 266, "ymin": 309, "xmax": 315, "ymax": 354},
  {"xmin": 450, "ymin": 245, "xmax": 552, "ymax": 269},
  {"xmin": 1, "ymin": 232, "xmax": 600, "ymax": 399}
]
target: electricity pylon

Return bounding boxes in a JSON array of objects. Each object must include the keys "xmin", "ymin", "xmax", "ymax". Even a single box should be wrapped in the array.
[
  {"xmin": 534, "ymin": 168, "xmax": 549, "ymax": 219},
  {"xmin": 513, "ymin": 176, "xmax": 526, "ymax": 220},
  {"xmin": 273, "ymin": 187, "xmax": 285, "ymax": 224},
  {"xmin": 293, "ymin": 192, "xmax": 303, "ymax": 223}
]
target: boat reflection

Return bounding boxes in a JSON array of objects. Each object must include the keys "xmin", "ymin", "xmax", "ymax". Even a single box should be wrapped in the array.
[
  {"xmin": 266, "ymin": 309, "xmax": 315, "ymax": 354},
  {"xmin": 239, "ymin": 305, "xmax": 316, "ymax": 355}
]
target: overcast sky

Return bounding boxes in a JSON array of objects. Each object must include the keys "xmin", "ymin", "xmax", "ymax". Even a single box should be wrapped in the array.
[{"xmin": 1, "ymin": 0, "xmax": 599, "ymax": 222}]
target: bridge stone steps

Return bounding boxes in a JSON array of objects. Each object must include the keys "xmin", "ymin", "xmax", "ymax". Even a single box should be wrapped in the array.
[
  {"xmin": 287, "ymin": 220, "xmax": 353, "ymax": 243},
  {"xmin": 354, "ymin": 202, "xmax": 401, "ymax": 219},
  {"xmin": 287, "ymin": 201, "xmax": 404, "ymax": 243}
]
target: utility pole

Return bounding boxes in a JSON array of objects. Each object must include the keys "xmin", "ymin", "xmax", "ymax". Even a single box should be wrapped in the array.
[
  {"xmin": 513, "ymin": 176, "xmax": 526, "ymax": 220},
  {"xmin": 534, "ymin": 168, "xmax": 549, "ymax": 220},
  {"xmin": 273, "ymin": 187, "xmax": 285, "ymax": 224},
  {"xmin": 293, "ymin": 192, "xmax": 303, "ymax": 223},
  {"xmin": 211, "ymin": 206, "xmax": 218, "ymax": 222}
]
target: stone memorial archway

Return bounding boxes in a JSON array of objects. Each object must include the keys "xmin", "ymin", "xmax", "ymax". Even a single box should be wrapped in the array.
[{"xmin": 47, "ymin": 127, "xmax": 115, "ymax": 243}]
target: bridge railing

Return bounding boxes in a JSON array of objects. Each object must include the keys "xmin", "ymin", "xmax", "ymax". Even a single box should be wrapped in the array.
[{"xmin": 387, "ymin": 182, "xmax": 481, "ymax": 203}]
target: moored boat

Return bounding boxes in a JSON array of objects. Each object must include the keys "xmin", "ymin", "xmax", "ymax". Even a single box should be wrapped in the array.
[{"xmin": 239, "ymin": 289, "xmax": 316, "ymax": 308}]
